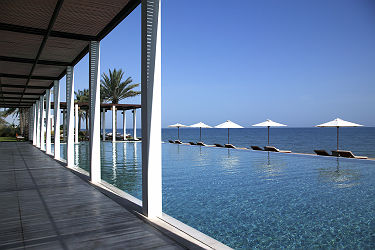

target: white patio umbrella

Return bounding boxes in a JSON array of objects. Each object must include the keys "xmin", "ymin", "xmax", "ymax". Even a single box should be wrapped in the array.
[
  {"xmin": 189, "ymin": 122, "xmax": 212, "ymax": 142},
  {"xmin": 252, "ymin": 119, "xmax": 287, "ymax": 145},
  {"xmin": 215, "ymin": 120, "xmax": 244, "ymax": 144},
  {"xmin": 316, "ymin": 118, "xmax": 363, "ymax": 151},
  {"xmin": 168, "ymin": 123, "xmax": 187, "ymax": 141}
]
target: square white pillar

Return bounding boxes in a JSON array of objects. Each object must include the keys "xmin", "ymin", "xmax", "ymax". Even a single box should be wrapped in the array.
[
  {"xmin": 123, "ymin": 110, "xmax": 126, "ymax": 140},
  {"xmin": 36, "ymin": 100, "xmax": 41, "ymax": 148},
  {"xmin": 40, "ymin": 95, "xmax": 45, "ymax": 151},
  {"xmin": 89, "ymin": 41, "xmax": 101, "ymax": 183},
  {"xmin": 33, "ymin": 103, "xmax": 37, "ymax": 145},
  {"xmin": 45, "ymin": 89, "xmax": 52, "ymax": 155},
  {"xmin": 102, "ymin": 108, "xmax": 106, "ymax": 141},
  {"xmin": 29, "ymin": 107, "xmax": 33, "ymax": 141},
  {"xmin": 54, "ymin": 80, "xmax": 60, "ymax": 159},
  {"xmin": 112, "ymin": 105, "xmax": 116, "ymax": 142},
  {"xmin": 132, "ymin": 109, "xmax": 137, "ymax": 140},
  {"xmin": 75, "ymin": 104, "xmax": 79, "ymax": 143},
  {"xmin": 66, "ymin": 66, "xmax": 75, "ymax": 168},
  {"xmin": 141, "ymin": 0, "xmax": 162, "ymax": 218},
  {"xmin": 63, "ymin": 109, "xmax": 67, "ymax": 142}
]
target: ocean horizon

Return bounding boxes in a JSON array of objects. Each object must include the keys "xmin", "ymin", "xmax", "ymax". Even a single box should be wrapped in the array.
[{"xmin": 94, "ymin": 127, "xmax": 375, "ymax": 158}]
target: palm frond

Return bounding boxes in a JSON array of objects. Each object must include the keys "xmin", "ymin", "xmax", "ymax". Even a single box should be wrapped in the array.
[
  {"xmin": 2, "ymin": 108, "xmax": 18, "ymax": 118},
  {"xmin": 100, "ymin": 68, "xmax": 140, "ymax": 104}
]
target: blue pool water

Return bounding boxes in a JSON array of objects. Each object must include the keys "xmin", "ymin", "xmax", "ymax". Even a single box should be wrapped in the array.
[{"xmin": 56, "ymin": 142, "xmax": 375, "ymax": 249}]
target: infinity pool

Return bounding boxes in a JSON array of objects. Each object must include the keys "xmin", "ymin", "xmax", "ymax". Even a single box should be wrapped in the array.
[{"xmin": 57, "ymin": 142, "xmax": 375, "ymax": 249}]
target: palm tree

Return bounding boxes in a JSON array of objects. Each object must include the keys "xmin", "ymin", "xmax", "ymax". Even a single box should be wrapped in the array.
[
  {"xmin": 101, "ymin": 68, "xmax": 140, "ymax": 134},
  {"xmin": 75, "ymin": 89, "xmax": 90, "ymax": 133},
  {"xmin": 0, "ymin": 110, "xmax": 9, "ymax": 126},
  {"xmin": 2, "ymin": 108, "xmax": 20, "ymax": 127},
  {"xmin": 1, "ymin": 108, "xmax": 27, "ymax": 135}
]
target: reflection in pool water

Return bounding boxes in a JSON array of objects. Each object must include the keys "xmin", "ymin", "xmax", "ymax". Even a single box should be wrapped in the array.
[
  {"xmin": 55, "ymin": 142, "xmax": 375, "ymax": 249},
  {"xmin": 318, "ymin": 157, "xmax": 361, "ymax": 189}
]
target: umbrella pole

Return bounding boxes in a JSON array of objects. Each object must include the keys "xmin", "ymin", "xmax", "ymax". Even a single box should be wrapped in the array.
[
  {"xmin": 228, "ymin": 128, "xmax": 230, "ymax": 144},
  {"xmin": 267, "ymin": 126, "xmax": 270, "ymax": 145},
  {"xmin": 337, "ymin": 126, "xmax": 339, "ymax": 151},
  {"xmin": 200, "ymin": 127, "xmax": 202, "ymax": 142},
  {"xmin": 178, "ymin": 127, "xmax": 180, "ymax": 141}
]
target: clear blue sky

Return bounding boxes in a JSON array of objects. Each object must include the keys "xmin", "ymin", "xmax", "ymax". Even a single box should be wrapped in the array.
[{"xmin": 7, "ymin": 0, "xmax": 375, "ymax": 127}]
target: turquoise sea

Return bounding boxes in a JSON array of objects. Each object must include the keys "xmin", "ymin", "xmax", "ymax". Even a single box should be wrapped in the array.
[{"xmin": 55, "ymin": 127, "xmax": 375, "ymax": 248}]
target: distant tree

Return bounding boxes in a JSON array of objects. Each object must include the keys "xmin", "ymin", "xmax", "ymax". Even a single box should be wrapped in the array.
[
  {"xmin": 75, "ymin": 89, "xmax": 89, "ymax": 133},
  {"xmin": 101, "ymin": 68, "xmax": 140, "ymax": 133},
  {"xmin": 0, "ymin": 110, "xmax": 9, "ymax": 126},
  {"xmin": 2, "ymin": 107, "xmax": 18, "ymax": 118},
  {"xmin": 1, "ymin": 108, "xmax": 27, "ymax": 135}
]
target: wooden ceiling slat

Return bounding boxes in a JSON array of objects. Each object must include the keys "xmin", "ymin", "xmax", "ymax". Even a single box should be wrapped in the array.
[
  {"xmin": 0, "ymin": 55, "xmax": 70, "ymax": 66},
  {"xmin": 0, "ymin": 84, "xmax": 49, "ymax": 90}
]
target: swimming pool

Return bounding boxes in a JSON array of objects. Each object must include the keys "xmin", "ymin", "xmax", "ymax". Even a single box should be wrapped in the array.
[{"xmin": 57, "ymin": 142, "xmax": 375, "ymax": 248}]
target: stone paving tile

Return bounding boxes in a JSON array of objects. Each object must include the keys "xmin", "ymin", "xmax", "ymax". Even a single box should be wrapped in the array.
[{"xmin": 0, "ymin": 142, "xmax": 187, "ymax": 250}]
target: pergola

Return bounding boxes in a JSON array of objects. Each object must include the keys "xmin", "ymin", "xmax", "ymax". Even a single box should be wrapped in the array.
[
  {"xmin": 53, "ymin": 102, "xmax": 141, "ymax": 142},
  {"xmin": 0, "ymin": 0, "xmax": 161, "ymax": 218}
]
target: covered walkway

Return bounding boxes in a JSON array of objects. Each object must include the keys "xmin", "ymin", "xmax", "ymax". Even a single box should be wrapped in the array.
[{"xmin": 0, "ymin": 142, "xmax": 185, "ymax": 249}]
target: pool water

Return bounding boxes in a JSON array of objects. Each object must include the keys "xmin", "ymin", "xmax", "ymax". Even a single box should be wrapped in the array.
[{"xmin": 56, "ymin": 142, "xmax": 375, "ymax": 249}]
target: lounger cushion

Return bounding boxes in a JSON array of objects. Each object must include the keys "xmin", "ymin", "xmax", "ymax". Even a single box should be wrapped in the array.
[
  {"xmin": 314, "ymin": 150, "xmax": 331, "ymax": 156},
  {"xmin": 334, "ymin": 150, "xmax": 368, "ymax": 159},
  {"xmin": 264, "ymin": 146, "xmax": 291, "ymax": 153},
  {"xmin": 264, "ymin": 146, "xmax": 278, "ymax": 152}
]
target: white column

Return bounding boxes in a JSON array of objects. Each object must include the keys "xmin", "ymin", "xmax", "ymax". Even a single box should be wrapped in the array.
[
  {"xmin": 33, "ymin": 103, "xmax": 37, "ymax": 145},
  {"xmin": 75, "ymin": 104, "xmax": 79, "ymax": 143},
  {"xmin": 30, "ymin": 107, "xmax": 34, "ymax": 141},
  {"xmin": 102, "ymin": 108, "xmax": 106, "ymax": 141},
  {"xmin": 141, "ymin": 0, "xmax": 162, "ymax": 218},
  {"xmin": 89, "ymin": 41, "xmax": 101, "ymax": 183},
  {"xmin": 27, "ymin": 108, "xmax": 30, "ymax": 140},
  {"xmin": 63, "ymin": 109, "xmax": 66, "ymax": 142},
  {"xmin": 66, "ymin": 66, "xmax": 75, "ymax": 168},
  {"xmin": 112, "ymin": 105, "xmax": 116, "ymax": 142},
  {"xmin": 132, "ymin": 109, "xmax": 137, "ymax": 140},
  {"xmin": 28, "ymin": 107, "xmax": 32, "ymax": 141},
  {"xmin": 54, "ymin": 80, "xmax": 60, "ymax": 159},
  {"xmin": 36, "ymin": 100, "xmax": 41, "ymax": 147},
  {"xmin": 123, "ymin": 110, "xmax": 126, "ymax": 140},
  {"xmin": 40, "ymin": 95, "xmax": 45, "ymax": 151},
  {"xmin": 45, "ymin": 89, "xmax": 52, "ymax": 154}
]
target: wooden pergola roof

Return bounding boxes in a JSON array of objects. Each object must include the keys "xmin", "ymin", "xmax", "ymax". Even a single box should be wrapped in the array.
[
  {"xmin": 53, "ymin": 102, "xmax": 141, "ymax": 111},
  {"xmin": 0, "ymin": 0, "xmax": 140, "ymax": 108}
]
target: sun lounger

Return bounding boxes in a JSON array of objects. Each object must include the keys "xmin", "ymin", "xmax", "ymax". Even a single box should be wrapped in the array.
[
  {"xmin": 332, "ymin": 150, "xmax": 368, "ymax": 159},
  {"xmin": 264, "ymin": 146, "xmax": 291, "ymax": 153},
  {"xmin": 189, "ymin": 142, "xmax": 197, "ymax": 145},
  {"xmin": 314, "ymin": 149, "xmax": 331, "ymax": 156},
  {"xmin": 225, "ymin": 144, "xmax": 236, "ymax": 149},
  {"xmin": 197, "ymin": 142, "xmax": 206, "ymax": 146},
  {"xmin": 331, "ymin": 151, "xmax": 340, "ymax": 157},
  {"xmin": 168, "ymin": 140, "xmax": 174, "ymax": 143},
  {"xmin": 251, "ymin": 146, "xmax": 263, "ymax": 151},
  {"xmin": 214, "ymin": 143, "xmax": 224, "ymax": 147},
  {"xmin": 174, "ymin": 140, "xmax": 182, "ymax": 144},
  {"xmin": 16, "ymin": 134, "xmax": 24, "ymax": 141}
]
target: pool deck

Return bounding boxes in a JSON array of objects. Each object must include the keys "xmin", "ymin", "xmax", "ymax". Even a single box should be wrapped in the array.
[{"xmin": 0, "ymin": 142, "xmax": 208, "ymax": 249}]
